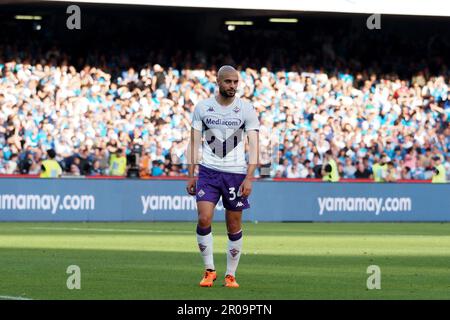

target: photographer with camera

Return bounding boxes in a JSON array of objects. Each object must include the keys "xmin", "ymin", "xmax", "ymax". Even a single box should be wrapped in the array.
[{"xmin": 126, "ymin": 142, "xmax": 142, "ymax": 178}]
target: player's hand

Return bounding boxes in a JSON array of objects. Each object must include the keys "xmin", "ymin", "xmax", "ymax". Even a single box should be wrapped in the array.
[
  {"xmin": 239, "ymin": 178, "xmax": 252, "ymax": 197},
  {"xmin": 186, "ymin": 177, "xmax": 197, "ymax": 195}
]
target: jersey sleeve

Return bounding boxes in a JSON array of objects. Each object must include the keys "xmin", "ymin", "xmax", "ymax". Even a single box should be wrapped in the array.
[
  {"xmin": 243, "ymin": 102, "xmax": 260, "ymax": 132},
  {"xmin": 191, "ymin": 103, "xmax": 203, "ymax": 131}
]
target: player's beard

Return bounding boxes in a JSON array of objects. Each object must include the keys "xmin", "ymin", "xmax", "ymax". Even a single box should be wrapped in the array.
[{"xmin": 219, "ymin": 87, "xmax": 236, "ymax": 98}]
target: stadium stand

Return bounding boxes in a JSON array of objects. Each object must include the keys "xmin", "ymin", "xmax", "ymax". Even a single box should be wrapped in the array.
[{"xmin": 0, "ymin": 5, "xmax": 449, "ymax": 180}]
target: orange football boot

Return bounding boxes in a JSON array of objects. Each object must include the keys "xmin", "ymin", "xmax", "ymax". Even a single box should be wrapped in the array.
[
  {"xmin": 199, "ymin": 270, "xmax": 217, "ymax": 287},
  {"xmin": 223, "ymin": 274, "xmax": 239, "ymax": 288}
]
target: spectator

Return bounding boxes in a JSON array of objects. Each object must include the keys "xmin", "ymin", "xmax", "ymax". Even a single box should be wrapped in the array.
[
  {"xmin": 19, "ymin": 153, "xmax": 35, "ymax": 174},
  {"xmin": 445, "ymin": 154, "xmax": 450, "ymax": 182},
  {"xmin": 152, "ymin": 64, "xmax": 167, "ymax": 97},
  {"xmin": 0, "ymin": 150, "xmax": 6, "ymax": 174},
  {"xmin": 151, "ymin": 160, "xmax": 164, "ymax": 176},
  {"xmin": 78, "ymin": 146, "xmax": 92, "ymax": 176},
  {"xmin": 275, "ymin": 158, "xmax": 290, "ymax": 178},
  {"xmin": 0, "ymin": 47, "xmax": 448, "ymax": 180},
  {"xmin": 70, "ymin": 161, "xmax": 81, "ymax": 176},
  {"xmin": 96, "ymin": 147, "xmax": 110, "ymax": 174},
  {"xmin": 354, "ymin": 161, "xmax": 372, "ymax": 179},
  {"xmin": 343, "ymin": 157, "xmax": 357, "ymax": 179},
  {"xmin": 286, "ymin": 156, "xmax": 304, "ymax": 178},
  {"xmin": 312, "ymin": 154, "xmax": 323, "ymax": 179},
  {"xmin": 4, "ymin": 153, "xmax": 19, "ymax": 174},
  {"xmin": 139, "ymin": 150, "xmax": 152, "ymax": 178},
  {"xmin": 382, "ymin": 161, "xmax": 398, "ymax": 183},
  {"xmin": 90, "ymin": 160, "xmax": 103, "ymax": 176},
  {"xmin": 401, "ymin": 166, "xmax": 413, "ymax": 180}
]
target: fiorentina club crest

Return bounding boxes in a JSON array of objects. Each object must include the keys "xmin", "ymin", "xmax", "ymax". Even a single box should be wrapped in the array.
[
  {"xmin": 229, "ymin": 248, "xmax": 240, "ymax": 258},
  {"xmin": 199, "ymin": 243, "xmax": 207, "ymax": 252},
  {"xmin": 233, "ymin": 106, "xmax": 240, "ymax": 113},
  {"xmin": 198, "ymin": 189, "xmax": 205, "ymax": 197}
]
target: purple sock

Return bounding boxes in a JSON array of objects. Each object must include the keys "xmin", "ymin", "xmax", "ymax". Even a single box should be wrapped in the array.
[
  {"xmin": 228, "ymin": 230, "xmax": 243, "ymax": 241},
  {"xmin": 196, "ymin": 225, "xmax": 211, "ymax": 236}
]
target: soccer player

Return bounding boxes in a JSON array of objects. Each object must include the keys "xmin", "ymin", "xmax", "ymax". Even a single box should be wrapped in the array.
[{"xmin": 186, "ymin": 65, "xmax": 260, "ymax": 288}]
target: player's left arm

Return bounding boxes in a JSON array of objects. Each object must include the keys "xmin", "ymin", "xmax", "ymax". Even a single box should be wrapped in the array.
[
  {"xmin": 240, "ymin": 130, "xmax": 259, "ymax": 197},
  {"xmin": 240, "ymin": 103, "xmax": 260, "ymax": 197}
]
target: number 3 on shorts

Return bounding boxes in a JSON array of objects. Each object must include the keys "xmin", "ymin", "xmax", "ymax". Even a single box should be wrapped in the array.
[{"xmin": 228, "ymin": 187, "xmax": 236, "ymax": 200}]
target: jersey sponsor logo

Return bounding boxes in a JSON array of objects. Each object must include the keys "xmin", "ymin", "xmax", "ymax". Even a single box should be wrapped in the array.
[
  {"xmin": 204, "ymin": 116, "xmax": 242, "ymax": 128},
  {"xmin": 229, "ymin": 248, "xmax": 240, "ymax": 257}
]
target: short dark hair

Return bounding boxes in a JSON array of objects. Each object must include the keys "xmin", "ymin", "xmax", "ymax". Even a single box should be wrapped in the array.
[{"xmin": 47, "ymin": 149, "xmax": 56, "ymax": 159}]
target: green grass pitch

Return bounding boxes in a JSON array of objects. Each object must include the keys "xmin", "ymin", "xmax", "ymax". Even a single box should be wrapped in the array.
[{"xmin": 0, "ymin": 222, "xmax": 449, "ymax": 300}]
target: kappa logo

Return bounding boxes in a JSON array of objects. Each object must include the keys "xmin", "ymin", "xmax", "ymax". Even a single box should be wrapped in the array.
[
  {"xmin": 199, "ymin": 243, "xmax": 207, "ymax": 252},
  {"xmin": 229, "ymin": 248, "xmax": 240, "ymax": 258},
  {"xmin": 198, "ymin": 189, "xmax": 205, "ymax": 197},
  {"xmin": 236, "ymin": 201, "xmax": 244, "ymax": 207},
  {"xmin": 207, "ymin": 106, "xmax": 214, "ymax": 112}
]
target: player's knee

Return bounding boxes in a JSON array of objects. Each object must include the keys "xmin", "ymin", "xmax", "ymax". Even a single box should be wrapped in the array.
[
  {"xmin": 198, "ymin": 215, "xmax": 212, "ymax": 228},
  {"xmin": 227, "ymin": 221, "xmax": 241, "ymax": 233}
]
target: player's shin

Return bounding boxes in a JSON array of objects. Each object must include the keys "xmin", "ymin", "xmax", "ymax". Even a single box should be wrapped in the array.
[
  {"xmin": 226, "ymin": 230, "xmax": 243, "ymax": 277},
  {"xmin": 196, "ymin": 225, "xmax": 215, "ymax": 271}
]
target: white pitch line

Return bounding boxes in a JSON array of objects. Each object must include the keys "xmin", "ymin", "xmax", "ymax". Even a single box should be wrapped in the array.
[
  {"xmin": 28, "ymin": 227, "xmax": 192, "ymax": 234},
  {"xmin": 0, "ymin": 295, "xmax": 33, "ymax": 300}
]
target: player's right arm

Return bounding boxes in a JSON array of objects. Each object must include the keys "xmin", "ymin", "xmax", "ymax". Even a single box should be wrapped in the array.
[{"xmin": 186, "ymin": 104, "xmax": 203, "ymax": 195}]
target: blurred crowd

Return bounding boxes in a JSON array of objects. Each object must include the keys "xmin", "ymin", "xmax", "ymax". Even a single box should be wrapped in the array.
[{"xmin": 0, "ymin": 54, "xmax": 449, "ymax": 181}]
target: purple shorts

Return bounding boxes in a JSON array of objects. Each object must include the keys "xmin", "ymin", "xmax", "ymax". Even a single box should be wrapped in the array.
[{"xmin": 196, "ymin": 165, "xmax": 250, "ymax": 211}]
